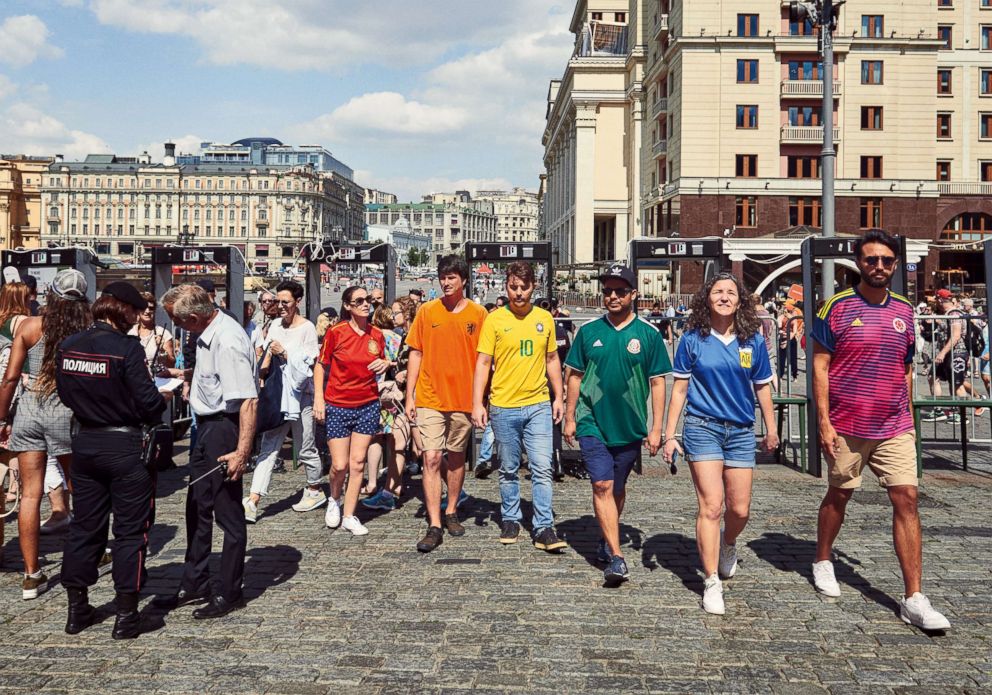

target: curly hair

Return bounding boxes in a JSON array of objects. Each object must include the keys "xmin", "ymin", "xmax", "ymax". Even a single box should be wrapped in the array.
[
  {"xmin": 685, "ymin": 272, "xmax": 761, "ymax": 344},
  {"xmin": 393, "ymin": 296, "xmax": 417, "ymax": 326},
  {"xmin": 36, "ymin": 291, "xmax": 93, "ymax": 398}
]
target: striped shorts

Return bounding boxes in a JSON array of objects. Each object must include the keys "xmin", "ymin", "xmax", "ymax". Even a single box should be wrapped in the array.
[{"xmin": 7, "ymin": 390, "xmax": 74, "ymax": 456}]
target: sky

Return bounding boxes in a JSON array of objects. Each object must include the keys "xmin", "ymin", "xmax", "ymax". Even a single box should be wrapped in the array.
[{"xmin": 0, "ymin": 0, "xmax": 576, "ymax": 201}]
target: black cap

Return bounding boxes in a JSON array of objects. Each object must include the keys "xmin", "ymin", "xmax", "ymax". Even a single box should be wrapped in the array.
[
  {"xmin": 408, "ymin": 288, "xmax": 424, "ymax": 297},
  {"xmin": 102, "ymin": 281, "xmax": 148, "ymax": 311},
  {"xmin": 320, "ymin": 306, "xmax": 338, "ymax": 319},
  {"xmin": 196, "ymin": 278, "xmax": 216, "ymax": 293},
  {"xmin": 22, "ymin": 274, "xmax": 37, "ymax": 292},
  {"xmin": 598, "ymin": 264, "xmax": 637, "ymax": 289}
]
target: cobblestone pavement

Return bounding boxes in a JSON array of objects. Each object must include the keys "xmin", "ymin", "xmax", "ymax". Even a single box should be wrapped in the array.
[{"xmin": 0, "ymin": 442, "xmax": 989, "ymax": 694}]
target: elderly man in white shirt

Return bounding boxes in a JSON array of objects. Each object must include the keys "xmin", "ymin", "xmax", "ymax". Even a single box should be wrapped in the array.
[{"xmin": 157, "ymin": 284, "xmax": 257, "ymax": 621}]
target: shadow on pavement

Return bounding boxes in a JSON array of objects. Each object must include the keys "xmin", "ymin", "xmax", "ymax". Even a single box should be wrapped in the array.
[
  {"xmin": 747, "ymin": 531, "xmax": 900, "ymax": 614},
  {"xmin": 640, "ymin": 532, "xmax": 702, "ymax": 595},
  {"xmin": 557, "ymin": 514, "xmax": 646, "ymax": 569}
]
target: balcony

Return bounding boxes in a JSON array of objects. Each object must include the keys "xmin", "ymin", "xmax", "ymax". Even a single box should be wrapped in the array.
[
  {"xmin": 652, "ymin": 139, "xmax": 668, "ymax": 157},
  {"xmin": 652, "ymin": 97, "xmax": 668, "ymax": 117},
  {"xmin": 653, "ymin": 13, "xmax": 669, "ymax": 40},
  {"xmin": 780, "ymin": 125, "xmax": 841, "ymax": 144},
  {"xmin": 574, "ymin": 22, "xmax": 629, "ymax": 57},
  {"xmin": 938, "ymin": 182, "xmax": 992, "ymax": 196},
  {"xmin": 781, "ymin": 80, "xmax": 842, "ymax": 98}
]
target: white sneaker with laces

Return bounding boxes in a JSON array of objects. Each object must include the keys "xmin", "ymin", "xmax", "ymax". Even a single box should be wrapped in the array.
[
  {"xmin": 341, "ymin": 515, "xmax": 369, "ymax": 536},
  {"xmin": 900, "ymin": 592, "xmax": 951, "ymax": 630},
  {"xmin": 243, "ymin": 497, "xmax": 258, "ymax": 524},
  {"xmin": 292, "ymin": 487, "xmax": 328, "ymax": 512},
  {"xmin": 324, "ymin": 498, "xmax": 341, "ymax": 528},
  {"xmin": 812, "ymin": 560, "xmax": 841, "ymax": 597},
  {"xmin": 702, "ymin": 574, "xmax": 725, "ymax": 615},
  {"xmin": 718, "ymin": 535, "xmax": 738, "ymax": 579}
]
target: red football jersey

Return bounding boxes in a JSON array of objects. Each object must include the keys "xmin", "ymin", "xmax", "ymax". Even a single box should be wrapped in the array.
[{"xmin": 319, "ymin": 322, "xmax": 385, "ymax": 407}]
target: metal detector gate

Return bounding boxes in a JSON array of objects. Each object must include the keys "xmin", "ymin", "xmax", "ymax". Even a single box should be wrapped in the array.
[
  {"xmin": 800, "ymin": 235, "xmax": 909, "ymax": 477},
  {"xmin": 150, "ymin": 246, "xmax": 245, "ymax": 326},
  {"xmin": 464, "ymin": 242, "xmax": 553, "ymax": 302},
  {"xmin": 303, "ymin": 242, "xmax": 397, "ymax": 321},
  {"xmin": 1, "ymin": 247, "xmax": 100, "ymax": 303}
]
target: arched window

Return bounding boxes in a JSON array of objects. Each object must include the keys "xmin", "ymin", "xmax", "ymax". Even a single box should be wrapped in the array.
[{"xmin": 941, "ymin": 212, "xmax": 992, "ymax": 242}]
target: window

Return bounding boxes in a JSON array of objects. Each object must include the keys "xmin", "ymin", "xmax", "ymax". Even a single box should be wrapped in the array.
[
  {"xmin": 861, "ymin": 106, "xmax": 883, "ymax": 130},
  {"xmin": 860, "ymin": 156, "xmax": 883, "ymax": 178},
  {"xmin": 937, "ymin": 0, "xmax": 952, "ymax": 6},
  {"xmin": 984, "ymin": 26, "xmax": 992, "ymax": 50},
  {"xmin": 982, "ymin": 113, "xmax": 992, "ymax": 138},
  {"xmin": 982, "ymin": 162, "xmax": 992, "ymax": 181},
  {"xmin": 735, "ymin": 197, "xmax": 757, "ymax": 227},
  {"xmin": 737, "ymin": 59, "xmax": 758, "ymax": 83},
  {"xmin": 789, "ymin": 197, "xmax": 822, "ymax": 226},
  {"xmin": 737, "ymin": 14, "xmax": 758, "ymax": 37},
  {"xmin": 937, "ymin": 113, "xmax": 952, "ymax": 138},
  {"xmin": 614, "ymin": 12, "xmax": 625, "ymax": 22},
  {"xmin": 862, "ymin": 15, "xmax": 883, "ymax": 38},
  {"xmin": 936, "ymin": 161, "xmax": 951, "ymax": 181},
  {"xmin": 860, "ymin": 198, "xmax": 883, "ymax": 228},
  {"xmin": 862, "ymin": 61, "xmax": 883, "ymax": 84},
  {"xmin": 735, "ymin": 154, "xmax": 758, "ymax": 177},
  {"xmin": 983, "ymin": 70, "xmax": 992, "ymax": 95},
  {"xmin": 787, "ymin": 60, "xmax": 823, "ymax": 80},
  {"xmin": 790, "ymin": 15, "xmax": 815, "ymax": 36},
  {"xmin": 736, "ymin": 105, "xmax": 758, "ymax": 128},
  {"xmin": 788, "ymin": 105, "xmax": 821, "ymax": 126},
  {"xmin": 787, "ymin": 156, "xmax": 821, "ymax": 178},
  {"xmin": 591, "ymin": 12, "xmax": 602, "ymax": 20},
  {"xmin": 938, "ymin": 68, "xmax": 952, "ymax": 94},
  {"xmin": 938, "ymin": 25, "xmax": 952, "ymax": 50}
]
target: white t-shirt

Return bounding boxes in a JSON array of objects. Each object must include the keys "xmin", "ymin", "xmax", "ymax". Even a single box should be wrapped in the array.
[
  {"xmin": 128, "ymin": 325, "xmax": 173, "ymax": 372},
  {"xmin": 267, "ymin": 318, "xmax": 319, "ymax": 361}
]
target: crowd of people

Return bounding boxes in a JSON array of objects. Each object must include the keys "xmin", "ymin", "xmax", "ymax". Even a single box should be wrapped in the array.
[{"xmin": 0, "ymin": 229, "xmax": 953, "ymax": 639}]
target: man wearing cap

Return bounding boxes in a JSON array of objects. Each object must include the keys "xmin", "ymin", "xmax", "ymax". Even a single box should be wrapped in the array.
[
  {"xmin": 563, "ymin": 264, "xmax": 670, "ymax": 586},
  {"xmin": 55, "ymin": 282, "xmax": 170, "ymax": 638},
  {"xmin": 935, "ymin": 289, "xmax": 976, "ymax": 409}
]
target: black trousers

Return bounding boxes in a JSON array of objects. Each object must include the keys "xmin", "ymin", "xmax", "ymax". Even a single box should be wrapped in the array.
[
  {"xmin": 181, "ymin": 416, "xmax": 245, "ymax": 601},
  {"xmin": 62, "ymin": 430, "xmax": 155, "ymax": 594},
  {"xmin": 778, "ymin": 338, "xmax": 799, "ymax": 379}
]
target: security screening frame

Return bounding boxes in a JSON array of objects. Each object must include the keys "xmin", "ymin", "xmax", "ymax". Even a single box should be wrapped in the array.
[
  {"xmin": 149, "ymin": 245, "xmax": 246, "ymax": 327},
  {"xmin": 800, "ymin": 235, "xmax": 909, "ymax": 478},
  {"xmin": 464, "ymin": 241, "xmax": 553, "ymax": 302},
  {"xmin": 1, "ymin": 247, "xmax": 101, "ymax": 303},
  {"xmin": 302, "ymin": 241, "xmax": 398, "ymax": 322}
]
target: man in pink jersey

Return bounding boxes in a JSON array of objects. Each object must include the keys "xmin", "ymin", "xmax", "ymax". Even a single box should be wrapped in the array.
[{"xmin": 810, "ymin": 229, "xmax": 950, "ymax": 631}]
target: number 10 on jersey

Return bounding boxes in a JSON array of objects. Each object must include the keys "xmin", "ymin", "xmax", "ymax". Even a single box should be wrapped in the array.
[{"xmin": 519, "ymin": 339, "xmax": 534, "ymax": 356}]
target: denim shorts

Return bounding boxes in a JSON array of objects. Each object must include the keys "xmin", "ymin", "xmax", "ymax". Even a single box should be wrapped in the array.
[
  {"xmin": 682, "ymin": 414, "xmax": 756, "ymax": 468},
  {"xmin": 325, "ymin": 400, "xmax": 380, "ymax": 439},
  {"xmin": 578, "ymin": 436, "xmax": 640, "ymax": 491}
]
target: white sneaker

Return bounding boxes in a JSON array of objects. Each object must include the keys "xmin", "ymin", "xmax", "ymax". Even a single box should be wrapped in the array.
[
  {"xmin": 341, "ymin": 515, "xmax": 369, "ymax": 536},
  {"xmin": 718, "ymin": 535, "xmax": 738, "ymax": 579},
  {"xmin": 324, "ymin": 498, "xmax": 341, "ymax": 528},
  {"xmin": 900, "ymin": 592, "xmax": 951, "ymax": 631},
  {"xmin": 243, "ymin": 497, "xmax": 258, "ymax": 524},
  {"xmin": 292, "ymin": 487, "xmax": 327, "ymax": 512},
  {"xmin": 812, "ymin": 560, "xmax": 841, "ymax": 597},
  {"xmin": 702, "ymin": 574, "xmax": 725, "ymax": 615}
]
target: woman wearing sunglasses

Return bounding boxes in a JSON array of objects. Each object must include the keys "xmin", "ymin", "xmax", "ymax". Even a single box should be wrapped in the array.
[
  {"xmin": 313, "ymin": 286, "xmax": 389, "ymax": 535},
  {"xmin": 663, "ymin": 272, "xmax": 779, "ymax": 615},
  {"xmin": 129, "ymin": 292, "xmax": 176, "ymax": 373}
]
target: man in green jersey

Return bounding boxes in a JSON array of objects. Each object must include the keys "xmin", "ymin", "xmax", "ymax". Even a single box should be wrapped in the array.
[{"xmin": 564, "ymin": 264, "xmax": 670, "ymax": 586}]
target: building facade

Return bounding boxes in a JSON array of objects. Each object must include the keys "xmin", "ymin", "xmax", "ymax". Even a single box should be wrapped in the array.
[
  {"xmin": 177, "ymin": 137, "xmax": 354, "ymax": 180},
  {"xmin": 364, "ymin": 188, "xmax": 398, "ymax": 205},
  {"xmin": 39, "ymin": 145, "xmax": 364, "ymax": 275},
  {"xmin": 366, "ymin": 218, "xmax": 432, "ymax": 262},
  {"xmin": 543, "ymin": 1, "xmax": 647, "ymax": 266},
  {"xmin": 365, "ymin": 199, "xmax": 497, "ymax": 263},
  {"xmin": 0, "ymin": 155, "xmax": 54, "ymax": 251},
  {"xmin": 475, "ymin": 188, "xmax": 541, "ymax": 242}
]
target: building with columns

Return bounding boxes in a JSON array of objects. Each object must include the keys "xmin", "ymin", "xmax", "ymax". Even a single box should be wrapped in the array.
[
  {"xmin": 0, "ymin": 155, "xmax": 54, "ymax": 251},
  {"xmin": 365, "ymin": 197, "xmax": 497, "ymax": 264},
  {"xmin": 474, "ymin": 188, "xmax": 540, "ymax": 242}
]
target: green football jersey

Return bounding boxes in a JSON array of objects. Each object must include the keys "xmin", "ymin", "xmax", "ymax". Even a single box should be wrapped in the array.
[{"xmin": 564, "ymin": 315, "xmax": 672, "ymax": 447}]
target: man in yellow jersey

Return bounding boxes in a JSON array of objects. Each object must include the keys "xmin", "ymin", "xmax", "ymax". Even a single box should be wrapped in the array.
[{"xmin": 472, "ymin": 262, "xmax": 566, "ymax": 551}]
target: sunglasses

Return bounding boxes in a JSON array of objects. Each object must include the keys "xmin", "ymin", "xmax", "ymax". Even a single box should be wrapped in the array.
[
  {"xmin": 863, "ymin": 255, "xmax": 896, "ymax": 269},
  {"xmin": 350, "ymin": 297, "xmax": 370, "ymax": 306},
  {"xmin": 276, "ymin": 299, "xmax": 295, "ymax": 306},
  {"xmin": 260, "ymin": 299, "xmax": 275, "ymax": 305},
  {"xmin": 602, "ymin": 287, "xmax": 633, "ymax": 298}
]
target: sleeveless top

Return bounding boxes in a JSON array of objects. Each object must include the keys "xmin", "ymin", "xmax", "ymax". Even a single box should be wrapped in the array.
[{"xmin": 23, "ymin": 336, "xmax": 45, "ymax": 382}]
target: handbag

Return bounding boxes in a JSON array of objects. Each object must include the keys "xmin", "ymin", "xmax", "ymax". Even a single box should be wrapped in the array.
[
  {"xmin": 0, "ymin": 461, "xmax": 19, "ymax": 519},
  {"xmin": 255, "ymin": 349, "xmax": 287, "ymax": 435}
]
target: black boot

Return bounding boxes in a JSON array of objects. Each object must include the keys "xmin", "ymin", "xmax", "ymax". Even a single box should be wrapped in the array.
[
  {"xmin": 65, "ymin": 587, "xmax": 96, "ymax": 635},
  {"xmin": 112, "ymin": 592, "xmax": 141, "ymax": 640}
]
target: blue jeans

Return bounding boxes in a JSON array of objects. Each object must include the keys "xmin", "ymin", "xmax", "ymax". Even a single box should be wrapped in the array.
[
  {"xmin": 490, "ymin": 402, "xmax": 554, "ymax": 530},
  {"xmin": 682, "ymin": 414, "xmax": 757, "ymax": 468},
  {"xmin": 478, "ymin": 422, "xmax": 495, "ymax": 464}
]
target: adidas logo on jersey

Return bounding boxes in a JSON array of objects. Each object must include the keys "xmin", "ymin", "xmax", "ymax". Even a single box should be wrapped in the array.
[
  {"xmin": 851, "ymin": 318, "xmax": 863, "ymax": 327},
  {"xmin": 593, "ymin": 339, "xmax": 604, "ymax": 347}
]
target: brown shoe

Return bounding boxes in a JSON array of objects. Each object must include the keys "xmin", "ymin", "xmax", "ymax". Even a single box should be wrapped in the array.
[
  {"xmin": 443, "ymin": 514, "xmax": 465, "ymax": 537},
  {"xmin": 416, "ymin": 526, "xmax": 444, "ymax": 553}
]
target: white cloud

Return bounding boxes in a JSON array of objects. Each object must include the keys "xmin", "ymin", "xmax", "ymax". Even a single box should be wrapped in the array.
[
  {"xmin": 354, "ymin": 169, "xmax": 516, "ymax": 204},
  {"xmin": 292, "ymin": 92, "xmax": 468, "ymax": 141},
  {"xmin": 0, "ymin": 75, "xmax": 17, "ymax": 102},
  {"xmin": 0, "ymin": 16, "xmax": 64, "ymax": 68},
  {"xmin": 0, "ymin": 102, "xmax": 110, "ymax": 159}
]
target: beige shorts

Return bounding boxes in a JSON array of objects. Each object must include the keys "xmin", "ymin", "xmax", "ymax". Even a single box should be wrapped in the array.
[
  {"xmin": 416, "ymin": 408, "xmax": 472, "ymax": 453},
  {"xmin": 827, "ymin": 432, "xmax": 918, "ymax": 489}
]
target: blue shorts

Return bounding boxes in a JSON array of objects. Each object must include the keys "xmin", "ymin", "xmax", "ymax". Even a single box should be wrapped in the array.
[
  {"xmin": 325, "ymin": 401, "xmax": 380, "ymax": 439},
  {"xmin": 682, "ymin": 414, "xmax": 756, "ymax": 468},
  {"xmin": 579, "ymin": 436, "xmax": 641, "ymax": 491}
]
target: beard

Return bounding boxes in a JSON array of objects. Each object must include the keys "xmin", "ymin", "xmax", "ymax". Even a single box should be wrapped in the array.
[{"xmin": 860, "ymin": 270, "xmax": 890, "ymax": 288}]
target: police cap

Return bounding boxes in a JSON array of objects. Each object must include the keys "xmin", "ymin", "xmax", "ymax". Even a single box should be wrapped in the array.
[{"xmin": 102, "ymin": 282, "xmax": 148, "ymax": 311}]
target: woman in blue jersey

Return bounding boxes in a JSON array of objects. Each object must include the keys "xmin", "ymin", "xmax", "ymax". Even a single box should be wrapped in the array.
[{"xmin": 663, "ymin": 273, "xmax": 779, "ymax": 615}]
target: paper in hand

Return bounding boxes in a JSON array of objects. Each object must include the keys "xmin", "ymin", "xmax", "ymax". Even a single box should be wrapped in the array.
[{"xmin": 155, "ymin": 377, "xmax": 184, "ymax": 393}]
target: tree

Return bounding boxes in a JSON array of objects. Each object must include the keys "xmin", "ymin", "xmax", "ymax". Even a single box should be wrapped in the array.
[{"xmin": 408, "ymin": 247, "xmax": 426, "ymax": 267}]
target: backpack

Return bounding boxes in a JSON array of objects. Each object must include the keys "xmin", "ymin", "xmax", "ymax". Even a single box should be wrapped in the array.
[{"xmin": 966, "ymin": 319, "xmax": 986, "ymax": 358}]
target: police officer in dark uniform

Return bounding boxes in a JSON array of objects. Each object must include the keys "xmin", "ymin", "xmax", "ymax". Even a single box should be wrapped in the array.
[{"xmin": 55, "ymin": 282, "xmax": 169, "ymax": 639}]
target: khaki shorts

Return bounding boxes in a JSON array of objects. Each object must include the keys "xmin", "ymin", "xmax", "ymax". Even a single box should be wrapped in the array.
[
  {"xmin": 416, "ymin": 408, "xmax": 472, "ymax": 453},
  {"xmin": 827, "ymin": 432, "xmax": 917, "ymax": 489}
]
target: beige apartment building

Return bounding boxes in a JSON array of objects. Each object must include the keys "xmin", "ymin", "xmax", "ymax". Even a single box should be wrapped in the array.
[
  {"xmin": 543, "ymin": 1, "xmax": 647, "ymax": 266},
  {"xmin": 475, "ymin": 188, "xmax": 540, "ymax": 242},
  {"xmin": 0, "ymin": 155, "xmax": 54, "ymax": 251},
  {"xmin": 39, "ymin": 145, "xmax": 365, "ymax": 274},
  {"xmin": 365, "ymin": 196, "xmax": 497, "ymax": 264}
]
